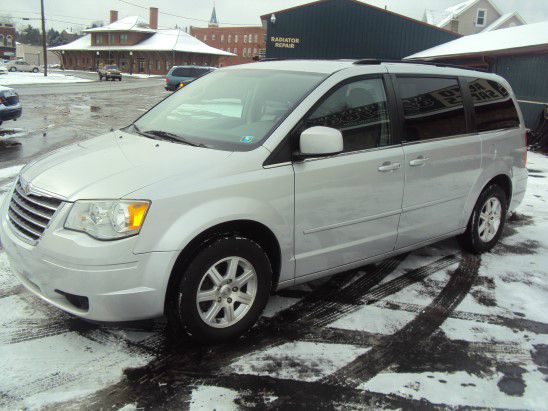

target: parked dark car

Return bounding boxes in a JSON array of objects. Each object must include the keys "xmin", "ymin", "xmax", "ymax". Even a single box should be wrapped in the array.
[
  {"xmin": 0, "ymin": 86, "xmax": 22, "ymax": 126},
  {"xmin": 98, "ymin": 65, "xmax": 122, "ymax": 81},
  {"xmin": 165, "ymin": 66, "xmax": 215, "ymax": 91}
]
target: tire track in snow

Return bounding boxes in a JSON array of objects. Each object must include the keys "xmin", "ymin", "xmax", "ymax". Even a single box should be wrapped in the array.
[
  {"xmin": 321, "ymin": 253, "xmax": 480, "ymax": 387},
  {"xmin": 375, "ymin": 299, "xmax": 548, "ymax": 334}
]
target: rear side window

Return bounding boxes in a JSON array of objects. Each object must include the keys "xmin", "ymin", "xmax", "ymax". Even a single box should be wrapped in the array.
[
  {"xmin": 172, "ymin": 67, "xmax": 194, "ymax": 77},
  {"xmin": 398, "ymin": 77, "xmax": 467, "ymax": 142},
  {"xmin": 304, "ymin": 78, "xmax": 392, "ymax": 152},
  {"xmin": 468, "ymin": 78, "xmax": 520, "ymax": 132}
]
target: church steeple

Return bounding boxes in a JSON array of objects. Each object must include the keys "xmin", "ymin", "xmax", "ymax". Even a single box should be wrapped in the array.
[{"xmin": 209, "ymin": 3, "xmax": 219, "ymax": 27}]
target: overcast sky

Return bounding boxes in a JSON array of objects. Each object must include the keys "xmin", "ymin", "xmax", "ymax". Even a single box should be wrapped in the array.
[{"xmin": 2, "ymin": 0, "xmax": 547, "ymax": 32}]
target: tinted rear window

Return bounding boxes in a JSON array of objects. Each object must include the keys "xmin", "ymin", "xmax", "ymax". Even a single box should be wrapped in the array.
[
  {"xmin": 468, "ymin": 78, "xmax": 520, "ymax": 132},
  {"xmin": 172, "ymin": 67, "xmax": 210, "ymax": 77},
  {"xmin": 398, "ymin": 77, "xmax": 467, "ymax": 142}
]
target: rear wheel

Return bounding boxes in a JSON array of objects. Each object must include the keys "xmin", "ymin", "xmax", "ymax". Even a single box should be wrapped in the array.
[
  {"xmin": 167, "ymin": 236, "xmax": 272, "ymax": 343},
  {"xmin": 460, "ymin": 184, "xmax": 507, "ymax": 253},
  {"xmin": 32, "ymin": 67, "xmax": 39, "ymax": 73},
  {"xmin": 9, "ymin": 67, "xmax": 16, "ymax": 72}
]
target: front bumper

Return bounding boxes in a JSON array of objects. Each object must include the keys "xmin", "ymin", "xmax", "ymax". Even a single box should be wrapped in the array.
[
  {"xmin": 0, "ymin": 105, "xmax": 22, "ymax": 121},
  {"xmin": 0, "ymin": 190, "xmax": 178, "ymax": 322}
]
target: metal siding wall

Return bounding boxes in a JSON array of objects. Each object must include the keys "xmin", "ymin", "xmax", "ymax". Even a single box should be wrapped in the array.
[
  {"xmin": 266, "ymin": 0, "xmax": 457, "ymax": 60},
  {"xmin": 491, "ymin": 54, "xmax": 548, "ymax": 129},
  {"xmin": 491, "ymin": 54, "xmax": 548, "ymax": 103}
]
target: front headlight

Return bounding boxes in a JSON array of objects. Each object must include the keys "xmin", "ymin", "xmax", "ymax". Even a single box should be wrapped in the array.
[{"xmin": 65, "ymin": 200, "xmax": 150, "ymax": 240}]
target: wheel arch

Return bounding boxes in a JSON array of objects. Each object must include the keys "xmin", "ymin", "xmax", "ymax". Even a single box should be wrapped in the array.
[{"xmin": 163, "ymin": 219, "xmax": 282, "ymax": 315}]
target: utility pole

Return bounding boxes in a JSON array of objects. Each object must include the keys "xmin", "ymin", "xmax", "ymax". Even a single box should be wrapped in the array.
[{"xmin": 40, "ymin": 0, "xmax": 48, "ymax": 76}]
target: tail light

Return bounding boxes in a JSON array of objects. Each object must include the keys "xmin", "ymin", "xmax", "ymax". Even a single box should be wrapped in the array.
[
  {"xmin": 523, "ymin": 130, "xmax": 529, "ymax": 167},
  {"xmin": 165, "ymin": 78, "xmax": 168, "ymax": 83}
]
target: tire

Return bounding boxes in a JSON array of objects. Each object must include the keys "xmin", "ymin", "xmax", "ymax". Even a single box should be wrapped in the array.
[
  {"xmin": 460, "ymin": 184, "xmax": 507, "ymax": 254},
  {"xmin": 9, "ymin": 67, "xmax": 16, "ymax": 72},
  {"xmin": 167, "ymin": 236, "xmax": 273, "ymax": 343},
  {"xmin": 118, "ymin": 77, "xmax": 122, "ymax": 81},
  {"xmin": 32, "ymin": 68, "xmax": 39, "ymax": 73},
  {"xmin": 99, "ymin": 75, "xmax": 102, "ymax": 81}
]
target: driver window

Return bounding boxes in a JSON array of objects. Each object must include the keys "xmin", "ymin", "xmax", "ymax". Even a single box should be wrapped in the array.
[{"xmin": 304, "ymin": 78, "xmax": 391, "ymax": 153}]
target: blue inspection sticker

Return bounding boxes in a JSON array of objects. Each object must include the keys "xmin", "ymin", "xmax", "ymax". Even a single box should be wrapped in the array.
[{"xmin": 240, "ymin": 136, "xmax": 254, "ymax": 144}]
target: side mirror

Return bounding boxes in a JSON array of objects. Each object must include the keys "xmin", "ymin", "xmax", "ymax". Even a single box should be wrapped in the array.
[{"xmin": 298, "ymin": 126, "xmax": 343, "ymax": 158}]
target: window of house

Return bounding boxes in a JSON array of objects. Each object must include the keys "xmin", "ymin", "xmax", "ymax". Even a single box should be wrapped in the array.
[
  {"xmin": 242, "ymin": 48, "xmax": 247, "ymax": 57},
  {"xmin": 0, "ymin": 34, "xmax": 4, "ymax": 46},
  {"xmin": 243, "ymin": 34, "xmax": 247, "ymax": 43},
  {"xmin": 156, "ymin": 60, "xmax": 161, "ymax": 71},
  {"xmin": 234, "ymin": 47, "xmax": 238, "ymax": 55},
  {"xmin": 476, "ymin": 9, "xmax": 487, "ymax": 26},
  {"xmin": 120, "ymin": 34, "xmax": 128, "ymax": 44},
  {"xmin": 398, "ymin": 76, "xmax": 467, "ymax": 141},
  {"xmin": 212, "ymin": 34, "xmax": 216, "ymax": 40},
  {"xmin": 254, "ymin": 34, "xmax": 258, "ymax": 43},
  {"xmin": 235, "ymin": 34, "xmax": 239, "ymax": 43},
  {"xmin": 165, "ymin": 60, "xmax": 170, "ymax": 70},
  {"xmin": 108, "ymin": 34, "xmax": 115, "ymax": 44},
  {"xmin": 468, "ymin": 78, "xmax": 520, "ymax": 132},
  {"xmin": 248, "ymin": 47, "xmax": 252, "ymax": 56},
  {"xmin": 228, "ymin": 34, "xmax": 232, "ymax": 43},
  {"xmin": 253, "ymin": 47, "xmax": 257, "ymax": 56},
  {"xmin": 303, "ymin": 78, "xmax": 392, "ymax": 152},
  {"xmin": 203, "ymin": 34, "xmax": 207, "ymax": 41},
  {"xmin": 221, "ymin": 34, "xmax": 224, "ymax": 42},
  {"xmin": 6, "ymin": 35, "xmax": 13, "ymax": 47},
  {"xmin": 96, "ymin": 34, "xmax": 102, "ymax": 44}
]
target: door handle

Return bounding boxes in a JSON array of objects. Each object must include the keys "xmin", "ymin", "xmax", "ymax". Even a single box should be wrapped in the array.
[
  {"xmin": 409, "ymin": 156, "xmax": 430, "ymax": 166},
  {"xmin": 378, "ymin": 162, "xmax": 401, "ymax": 172}
]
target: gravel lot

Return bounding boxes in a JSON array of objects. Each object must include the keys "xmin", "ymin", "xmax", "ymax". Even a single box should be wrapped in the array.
[{"xmin": 0, "ymin": 80, "xmax": 546, "ymax": 410}]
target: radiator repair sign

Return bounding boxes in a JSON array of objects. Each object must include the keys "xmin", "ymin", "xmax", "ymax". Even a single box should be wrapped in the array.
[{"xmin": 271, "ymin": 36, "xmax": 300, "ymax": 49}]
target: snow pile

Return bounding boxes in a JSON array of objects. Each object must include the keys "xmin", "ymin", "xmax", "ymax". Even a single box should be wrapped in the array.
[{"xmin": 0, "ymin": 72, "xmax": 92, "ymax": 86}]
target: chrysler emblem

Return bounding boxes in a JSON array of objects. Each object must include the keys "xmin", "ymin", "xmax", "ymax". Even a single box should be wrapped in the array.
[{"xmin": 20, "ymin": 178, "xmax": 32, "ymax": 195}]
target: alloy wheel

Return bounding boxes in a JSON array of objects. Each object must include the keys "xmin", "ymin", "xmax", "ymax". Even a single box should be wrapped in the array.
[
  {"xmin": 196, "ymin": 256, "xmax": 258, "ymax": 328},
  {"xmin": 478, "ymin": 196, "xmax": 502, "ymax": 242}
]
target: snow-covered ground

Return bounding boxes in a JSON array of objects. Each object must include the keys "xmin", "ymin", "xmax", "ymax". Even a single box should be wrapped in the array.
[
  {"xmin": 0, "ymin": 71, "xmax": 92, "ymax": 86},
  {"xmin": 0, "ymin": 153, "xmax": 546, "ymax": 410}
]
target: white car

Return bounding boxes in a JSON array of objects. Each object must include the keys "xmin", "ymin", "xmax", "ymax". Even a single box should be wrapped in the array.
[
  {"xmin": 0, "ymin": 60, "xmax": 527, "ymax": 343},
  {"xmin": 5, "ymin": 60, "xmax": 40, "ymax": 73},
  {"xmin": 0, "ymin": 85, "xmax": 22, "ymax": 126},
  {"xmin": 0, "ymin": 66, "xmax": 7, "ymax": 75}
]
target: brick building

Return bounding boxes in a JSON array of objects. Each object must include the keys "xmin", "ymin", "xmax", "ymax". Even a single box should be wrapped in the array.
[
  {"xmin": 0, "ymin": 23, "xmax": 16, "ymax": 60},
  {"xmin": 189, "ymin": 5, "xmax": 265, "ymax": 66},
  {"xmin": 49, "ymin": 8, "xmax": 232, "ymax": 74}
]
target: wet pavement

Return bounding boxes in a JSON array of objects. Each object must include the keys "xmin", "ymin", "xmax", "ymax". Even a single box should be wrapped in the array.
[
  {"xmin": 0, "ymin": 80, "xmax": 547, "ymax": 409},
  {"xmin": 0, "ymin": 74, "xmax": 166, "ymax": 168}
]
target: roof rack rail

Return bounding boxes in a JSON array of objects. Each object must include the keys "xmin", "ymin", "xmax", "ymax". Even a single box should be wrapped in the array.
[{"xmin": 353, "ymin": 58, "xmax": 487, "ymax": 72}]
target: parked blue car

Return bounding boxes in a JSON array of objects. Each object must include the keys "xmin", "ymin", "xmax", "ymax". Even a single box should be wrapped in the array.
[{"xmin": 164, "ymin": 66, "xmax": 216, "ymax": 91}]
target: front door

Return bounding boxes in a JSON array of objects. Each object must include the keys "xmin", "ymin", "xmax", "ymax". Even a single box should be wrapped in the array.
[
  {"xmin": 394, "ymin": 76, "xmax": 481, "ymax": 248},
  {"xmin": 293, "ymin": 77, "xmax": 404, "ymax": 277}
]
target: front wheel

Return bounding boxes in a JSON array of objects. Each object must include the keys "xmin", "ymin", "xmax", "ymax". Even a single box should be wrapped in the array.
[
  {"xmin": 9, "ymin": 67, "xmax": 16, "ymax": 72},
  {"xmin": 167, "ymin": 237, "xmax": 272, "ymax": 343},
  {"xmin": 32, "ymin": 68, "xmax": 39, "ymax": 73},
  {"xmin": 460, "ymin": 184, "xmax": 507, "ymax": 253}
]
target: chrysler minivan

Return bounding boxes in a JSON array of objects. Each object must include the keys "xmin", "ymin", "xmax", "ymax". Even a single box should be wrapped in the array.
[{"xmin": 0, "ymin": 60, "xmax": 527, "ymax": 342}]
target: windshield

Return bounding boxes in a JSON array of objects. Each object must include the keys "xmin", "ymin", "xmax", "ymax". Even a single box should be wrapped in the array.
[
  {"xmin": 105, "ymin": 65, "xmax": 118, "ymax": 70},
  {"xmin": 133, "ymin": 68, "xmax": 326, "ymax": 150}
]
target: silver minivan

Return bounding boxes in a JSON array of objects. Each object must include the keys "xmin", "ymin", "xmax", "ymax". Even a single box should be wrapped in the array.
[{"xmin": 0, "ymin": 60, "xmax": 528, "ymax": 342}]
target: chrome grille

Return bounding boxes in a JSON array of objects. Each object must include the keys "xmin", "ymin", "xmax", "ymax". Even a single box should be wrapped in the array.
[{"xmin": 8, "ymin": 180, "xmax": 63, "ymax": 243}]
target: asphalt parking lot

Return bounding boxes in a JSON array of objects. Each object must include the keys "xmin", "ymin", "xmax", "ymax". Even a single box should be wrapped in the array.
[{"xmin": 0, "ymin": 76, "xmax": 547, "ymax": 410}]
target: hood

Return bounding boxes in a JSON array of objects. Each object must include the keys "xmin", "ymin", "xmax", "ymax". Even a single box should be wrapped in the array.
[{"xmin": 21, "ymin": 131, "xmax": 233, "ymax": 200}]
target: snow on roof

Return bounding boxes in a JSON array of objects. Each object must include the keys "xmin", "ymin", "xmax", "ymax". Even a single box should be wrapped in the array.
[
  {"xmin": 49, "ymin": 30, "xmax": 234, "ymax": 57},
  {"xmin": 483, "ymin": 12, "xmax": 525, "ymax": 32},
  {"xmin": 84, "ymin": 16, "xmax": 155, "ymax": 33},
  {"xmin": 406, "ymin": 21, "xmax": 548, "ymax": 59},
  {"xmin": 425, "ymin": 0, "xmax": 504, "ymax": 28}
]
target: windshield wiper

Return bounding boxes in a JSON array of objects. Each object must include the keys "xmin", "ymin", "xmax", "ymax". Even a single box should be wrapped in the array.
[{"xmin": 133, "ymin": 126, "xmax": 206, "ymax": 148}]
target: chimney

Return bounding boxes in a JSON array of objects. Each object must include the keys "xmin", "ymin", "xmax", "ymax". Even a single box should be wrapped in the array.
[
  {"xmin": 149, "ymin": 7, "xmax": 158, "ymax": 30},
  {"xmin": 110, "ymin": 10, "xmax": 118, "ymax": 24}
]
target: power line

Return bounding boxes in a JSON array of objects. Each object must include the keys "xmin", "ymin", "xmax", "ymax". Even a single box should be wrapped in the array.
[{"xmin": 116, "ymin": 0, "xmax": 259, "ymax": 26}]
